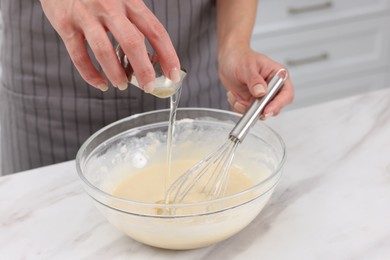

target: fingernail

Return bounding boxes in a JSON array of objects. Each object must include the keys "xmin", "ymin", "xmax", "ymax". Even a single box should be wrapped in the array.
[
  {"xmin": 117, "ymin": 82, "xmax": 128, "ymax": 91},
  {"xmin": 262, "ymin": 112, "xmax": 274, "ymax": 120},
  {"xmin": 98, "ymin": 83, "xmax": 108, "ymax": 92},
  {"xmin": 144, "ymin": 81, "xmax": 155, "ymax": 93},
  {"xmin": 234, "ymin": 102, "xmax": 246, "ymax": 114},
  {"xmin": 226, "ymin": 92, "xmax": 235, "ymax": 104},
  {"xmin": 253, "ymin": 84, "xmax": 265, "ymax": 96},
  {"xmin": 169, "ymin": 68, "xmax": 181, "ymax": 83}
]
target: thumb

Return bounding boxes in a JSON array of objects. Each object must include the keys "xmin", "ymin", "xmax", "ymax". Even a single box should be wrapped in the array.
[{"xmin": 244, "ymin": 65, "xmax": 268, "ymax": 98}]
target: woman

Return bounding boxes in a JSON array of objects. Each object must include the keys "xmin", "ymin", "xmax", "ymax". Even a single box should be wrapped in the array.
[{"xmin": 0, "ymin": 0, "xmax": 293, "ymax": 175}]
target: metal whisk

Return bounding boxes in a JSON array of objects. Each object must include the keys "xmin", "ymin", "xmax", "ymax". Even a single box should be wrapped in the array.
[{"xmin": 165, "ymin": 68, "xmax": 289, "ymax": 203}]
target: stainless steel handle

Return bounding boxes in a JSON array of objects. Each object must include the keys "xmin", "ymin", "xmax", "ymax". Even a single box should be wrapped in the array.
[
  {"xmin": 286, "ymin": 52, "xmax": 328, "ymax": 67},
  {"xmin": 229, "ymin": 68, "xmax": 288, "ymax": 142},
  {"xmin": 288, "ymin": 1, "xmax": 333, "ymax": 15}
]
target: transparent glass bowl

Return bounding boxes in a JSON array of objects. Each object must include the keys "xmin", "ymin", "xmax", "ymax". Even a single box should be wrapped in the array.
[{"xmin": 76, "ymin": 108, "xmax": 286, "ymax": 250}]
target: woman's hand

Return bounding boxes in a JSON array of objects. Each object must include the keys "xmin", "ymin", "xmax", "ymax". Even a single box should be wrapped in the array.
[
  {"xmin": 40, "ymin": 0, "xmax": 181, "ymax": 92},
  {"xmin": 216, "ymin": 0, "xmax": 294, "ymax": 119},
  {"xmin": 218, "ymin": 47, "xmax": 294, "ymax": 119}
]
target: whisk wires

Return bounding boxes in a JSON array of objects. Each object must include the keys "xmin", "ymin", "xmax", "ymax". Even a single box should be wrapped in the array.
[{"xmin": 165, "ymin": 137, "xmax": 240, "ymax": 203}]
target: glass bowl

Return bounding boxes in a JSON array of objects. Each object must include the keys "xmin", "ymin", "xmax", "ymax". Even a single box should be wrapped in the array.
[{"xmin": 76, "ymin": 108, "xmax": 286, "ymax": 250}]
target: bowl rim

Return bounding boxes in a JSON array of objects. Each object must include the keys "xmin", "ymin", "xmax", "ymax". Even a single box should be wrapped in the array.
[{"xmin": 76, "ymin": 107, "xmax": 286, "ymax": 216}]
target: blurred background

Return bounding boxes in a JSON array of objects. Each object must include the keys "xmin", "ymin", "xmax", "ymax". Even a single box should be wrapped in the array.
[
  {"xmin": 252, "ymin": 0, "xmax": 390, "ymax": 109},
  {"xmin": 0, "ymin": 1, "xmax": 390, "ymax": 171}
]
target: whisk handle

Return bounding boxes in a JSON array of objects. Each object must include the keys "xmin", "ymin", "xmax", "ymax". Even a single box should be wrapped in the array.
[{"xmin": 229, "ymin": 68, "xmax": 288, "ymax": 142}]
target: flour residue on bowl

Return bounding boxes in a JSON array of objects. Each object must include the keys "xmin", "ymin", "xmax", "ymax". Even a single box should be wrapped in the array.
[{"xmin": 85, "ymin": 118, "xmax": 277, "ymax": 209}]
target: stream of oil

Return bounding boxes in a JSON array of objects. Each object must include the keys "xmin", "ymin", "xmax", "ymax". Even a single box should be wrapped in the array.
[{"xmin": 164, "ymin": 87, "xmax": 182, "ymax": 202}]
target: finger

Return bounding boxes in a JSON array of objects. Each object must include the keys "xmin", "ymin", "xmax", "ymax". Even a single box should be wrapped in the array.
[
  {"xmin": 243, "ymin": 63, "xmax": 268, "ymax": 98},
  {"xmin": 226, "ymin": 91, "xmax": 236, "ymax": 109},
  {"xmin": 226, "ymin": 82, "xmax": 254, "ymax": 106},
  {"xmin": 83, "ymin": 23, "xmax": 128, "ymax": 90},
  {"xmin": 230, "ymin": 88, "xmax": 252, "ymax": 104},
  {"xmin": 263, "ymin": 78, "xmax": 294, "ymax": 117},
  {"xmin": 62, "ymin": 33, "xmax": 108, "ymax": 91},
  {"xmin": 227, "ymin": 91, "xmax": 249, "ymax": 114},
  {"xmin": 106, "ymin": 16, "xmax": 156, "ymax": 92},
  {"xmin": 125, "ymin": 1, "xmax": 181, "ymax": 82},
  {"xmin": 234, "ymin": 102, "xmax": 247, "ymax": 114}
]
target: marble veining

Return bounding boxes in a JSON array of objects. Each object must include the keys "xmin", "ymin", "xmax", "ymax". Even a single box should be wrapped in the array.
[{"xmin": 1, "ymin": 88, "xmax": 390, "ymax": 260}]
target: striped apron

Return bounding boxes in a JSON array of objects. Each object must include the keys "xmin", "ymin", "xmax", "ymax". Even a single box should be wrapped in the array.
[{"xmin": 0, "ymin": 0, "xmax": 229, "ymax": 175}]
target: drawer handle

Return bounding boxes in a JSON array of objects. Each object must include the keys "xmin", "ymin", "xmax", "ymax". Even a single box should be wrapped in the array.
[
  {"xmin": 288, "ymin": 1, "xmax": 333, "ymax": 15},
  {"xmin": 286, "ymin": 52, "xmax": 329, "ymax": 67}
]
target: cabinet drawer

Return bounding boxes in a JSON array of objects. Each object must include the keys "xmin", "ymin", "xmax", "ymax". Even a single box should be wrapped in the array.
[
  {"xmin": 287, "ymin": 70, "xmax": 388, "ymax": 109},
  {"xmin": 251, "ymin": 16, "xmax": 390, "ymax": 86},
  {"xmin": 254, "ymin": 0, "xmax": 390, "ymax": 35}
]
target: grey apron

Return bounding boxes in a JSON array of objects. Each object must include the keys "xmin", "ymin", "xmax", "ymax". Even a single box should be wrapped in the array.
[{"xmin": 0, "ymin": 0, "xmax": 229, "ymax": 175}]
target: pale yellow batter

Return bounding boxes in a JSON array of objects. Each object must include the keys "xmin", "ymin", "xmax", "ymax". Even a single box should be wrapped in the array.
[
  {"xmin": 112, "ymin": 160, "xmax": 254, "ymax": 205},
  {"xmin": 105, "ymin": 159, "xmax": 272, "ymax": 249}
]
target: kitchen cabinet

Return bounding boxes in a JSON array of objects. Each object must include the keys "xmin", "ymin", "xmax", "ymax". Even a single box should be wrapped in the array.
[{"xmin": 251, "ymin": 0, "xmax": 390, "ymax": 109}]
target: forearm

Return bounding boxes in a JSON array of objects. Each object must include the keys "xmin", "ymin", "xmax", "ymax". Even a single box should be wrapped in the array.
[
  {"xmin": 216, "ymin": 0, "xmax": 258, "ymax": 57},
  {"xmin": 216, "ymin": 0, "xmax": 294, "ymax": 116}
]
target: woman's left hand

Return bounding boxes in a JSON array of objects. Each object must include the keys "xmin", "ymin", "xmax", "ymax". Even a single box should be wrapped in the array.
[{"xmin": 218, "ymin": 48, "xmax": 294, "ymax": 119}]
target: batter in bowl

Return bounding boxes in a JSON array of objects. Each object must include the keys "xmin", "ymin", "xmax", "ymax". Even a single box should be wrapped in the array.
[{"xmin": 112, "ymin": 160, "xmax": 254, "ymax": 211}]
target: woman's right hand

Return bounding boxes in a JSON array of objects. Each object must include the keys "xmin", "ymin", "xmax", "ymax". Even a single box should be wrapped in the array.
[{"xmin": 40, "ymin": 0, "xmax": 181, "ymax": 92}]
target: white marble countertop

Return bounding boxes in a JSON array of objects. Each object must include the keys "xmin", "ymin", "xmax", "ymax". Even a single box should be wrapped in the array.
[{"xmin": 1, "ymin": 88, "xmax": 390, "ymax": 260}]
